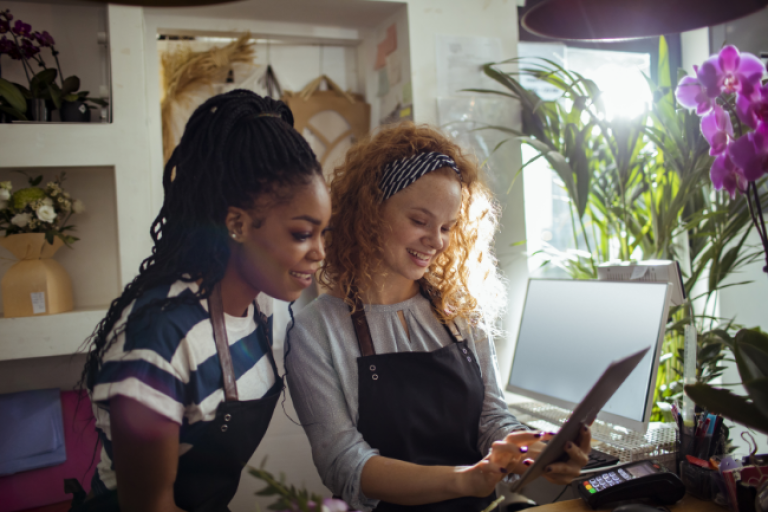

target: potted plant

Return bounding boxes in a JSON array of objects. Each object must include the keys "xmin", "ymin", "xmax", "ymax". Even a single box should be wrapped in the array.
[
  {"xmin": 675, "ymin": 44, "xmax": 768, "ymax": 276},
  {"xmin": 0, "ymin": 9, "xmax": 108, "ymax": 122},
  {"xmin": 0, "ymin": 173, "xmax": 85, "ymax": 317},
  {"xmin": 471, "ymin": 37, "xmax": 768, "ymax": 422}
]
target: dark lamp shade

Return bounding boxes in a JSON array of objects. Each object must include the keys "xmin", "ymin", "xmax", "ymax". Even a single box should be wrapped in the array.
[
  {"xmin": 83, "ymin": 0, "xmax": 239, "ymax": 6},
  {"xmin": 522, "ymin": 0, "xmax": 768, "ymax": 41}
]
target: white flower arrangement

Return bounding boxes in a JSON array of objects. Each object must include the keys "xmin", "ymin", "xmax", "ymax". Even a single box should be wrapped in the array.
[{"xmin": 0, "ymin": 172, "xmax": 85, "ymax": 245}]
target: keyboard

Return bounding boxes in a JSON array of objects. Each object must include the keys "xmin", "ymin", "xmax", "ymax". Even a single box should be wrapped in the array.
[{"xmin": 583, "ymin": 447, "xmax": 620, "ymax": 470}]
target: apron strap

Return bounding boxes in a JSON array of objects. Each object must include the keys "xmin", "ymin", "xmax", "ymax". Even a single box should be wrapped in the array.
[
  {"xmin": 348, "ymin": 288, "xmax": 465, "ymax": 356},
  {"xmin": 209, "ymin": 281, "xmax": 239, "ymax": 402},
  {"xmin": 255, "ymin": 301, "xmax": 281, "ymax": 380},
  {"xmin": 444, "ymin": 321, "xmax": 464, "ymax": 343},
  {"xmin": 350, "ymin": 295, "xmax": 376, "ymax": 357},
  {"xmin": 420, "ymin": 283, "xmax": 464, "ymax": 344}
]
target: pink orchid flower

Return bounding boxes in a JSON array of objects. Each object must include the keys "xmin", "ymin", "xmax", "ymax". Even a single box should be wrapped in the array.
[
  {"xmin": 729, "ymin": 121, "xmax": 768, "ymax": 182},
  {"xmin": 697, "ymin": 45, "xmax": 765, "ymax": 100},
  {"xmin": 701, "ymin": 105, "xmax": 734, "ymax": 156},
  {"xmin": 710, "ymin": 151, "xmax": 748, "ymax": 199},
  {"xmin": 675, "ymin": 74, "xmax": 713, "ymax": 115},
  {"xmin": 737, "ymin": 83, "xmax": 768, "ymax": 130}
]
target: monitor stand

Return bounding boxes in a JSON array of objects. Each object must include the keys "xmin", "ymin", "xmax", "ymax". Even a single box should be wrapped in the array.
[{"xmin": 509, "ymin": 400, "xmax": 677, "ymax": 470}]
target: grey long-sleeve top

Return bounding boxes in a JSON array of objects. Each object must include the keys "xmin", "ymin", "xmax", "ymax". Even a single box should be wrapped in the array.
[{"xmin": 285, "ymin": 292, "xmax": 525, "ymax": 511}]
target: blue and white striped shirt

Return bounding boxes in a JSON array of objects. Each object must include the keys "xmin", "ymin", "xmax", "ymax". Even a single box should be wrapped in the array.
[{"xmin": 90, "ymin": 280, "xmax": 277, "ymax": 492}]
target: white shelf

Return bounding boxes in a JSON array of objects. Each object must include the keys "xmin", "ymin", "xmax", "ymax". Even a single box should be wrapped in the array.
[
  {"xmin": 0, "ymin": 124, "xmax": 119, "ymax": 169},
  {"xmin": 0, "ymin": 307, "xmax": 107, "ymax": 361}
]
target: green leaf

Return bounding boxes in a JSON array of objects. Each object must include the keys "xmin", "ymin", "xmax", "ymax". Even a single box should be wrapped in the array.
[
  {"xmin": 30, "ymin": 68, "xmax": 57, "ymax": 97},
  {"xmin": 0, "ymin": 78, "xmax": 27, "ymax": 113},
  {"xmin": 735, "ymin": 328, "xmax": 768, "ymax": 381},
  {"xmin": 12, "ymin": 82, "xmax": 32, "ymax": 99},
  {"xmin": 85, "ymin": 97, "xmax": 108, "ymax": 107},
  {"xmin": 745, "ymin": 377, "xmax": 768, "ymax": 416},
  {"xmin": 61, "ymin": 75, "xmax": 80, "ymax": 95},
  {"xmin": 684, "ymin": 383, "xmax": 768, "ymax": 435},
  {"xmin": 0, "ymin": 104, "xmax": 28, "ymax": 121},
  {"xmin": 47, "ymin": 82, "xmax": 62, "ymax": 110}
]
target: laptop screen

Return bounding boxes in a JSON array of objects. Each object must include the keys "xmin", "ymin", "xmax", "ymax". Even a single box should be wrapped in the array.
[{"xmin": 506, "ymin": 279, "xmax": 669, "ymax": 431}]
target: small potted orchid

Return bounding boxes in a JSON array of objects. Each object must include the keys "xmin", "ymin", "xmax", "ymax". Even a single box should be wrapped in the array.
[
  {"xmin": 0, "ymin": 8, "xmax": 108, "ymax": 122},
  {"xmin": 675, "ymin": 45, "xmax": 768, "ymax": 275}
]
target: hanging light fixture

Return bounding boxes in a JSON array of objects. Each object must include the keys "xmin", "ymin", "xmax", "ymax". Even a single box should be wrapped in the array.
[
  {"xmin": 522, "ymin": 0, "xmax": 768, "ymax": 41},
  {"xmin": 84, "ymin": 0, "xmax": 239, "ymax": 7}
]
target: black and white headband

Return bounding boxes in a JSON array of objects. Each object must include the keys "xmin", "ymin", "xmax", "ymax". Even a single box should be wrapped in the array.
[{"xmin": 379, "ymin": 152, "xmax": 462, "ymax": 201}]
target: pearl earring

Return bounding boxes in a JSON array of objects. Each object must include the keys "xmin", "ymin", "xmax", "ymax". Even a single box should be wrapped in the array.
[{"xmin": 230, "ymin": 232, "xmax": 237, "ymax": 240}]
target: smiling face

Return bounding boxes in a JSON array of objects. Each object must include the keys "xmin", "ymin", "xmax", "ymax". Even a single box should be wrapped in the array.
[
  {"xmin": 226, "ymin": 174, "xmax": 331, "ymax": 303},
  {"xmin": 375, "ymin": 170, "xmax": 462, "ymax": 298}
]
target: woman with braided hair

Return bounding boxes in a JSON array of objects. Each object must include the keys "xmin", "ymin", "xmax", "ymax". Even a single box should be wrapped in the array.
[
  {"xmin": 286, "ymin": 123, "xmax": 591, "ymax": 512},
  {"xmin": 78, "ymin": 90, "xmax": 330, "ymax": 512}
]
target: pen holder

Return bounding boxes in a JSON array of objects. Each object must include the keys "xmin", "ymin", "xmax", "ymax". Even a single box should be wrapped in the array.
[{"xmin": 680, "ymin": 460, "xmax": 717, "ymax": 500}]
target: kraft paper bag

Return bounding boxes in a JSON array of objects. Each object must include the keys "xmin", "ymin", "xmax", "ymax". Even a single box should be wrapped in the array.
[{"xmin": 0, "ymin": 234, "xmax": 74, "ymax": 318}]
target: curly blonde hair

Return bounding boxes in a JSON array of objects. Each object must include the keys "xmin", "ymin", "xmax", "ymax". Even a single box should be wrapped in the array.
[{"xmin": 320, "ymin": 123, "xmax": 506, "ymax": 325}]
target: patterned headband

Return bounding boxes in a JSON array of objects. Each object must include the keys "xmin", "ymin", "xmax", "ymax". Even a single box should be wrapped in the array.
[{"xmin": 379, "ymin": 152, "xmax": 462, "ymax": 201}]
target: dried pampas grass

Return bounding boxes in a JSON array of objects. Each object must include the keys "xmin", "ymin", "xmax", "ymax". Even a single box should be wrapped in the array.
[{"xmin": 161, "ymin": 33, "xmax": 256, "ymax": 163}]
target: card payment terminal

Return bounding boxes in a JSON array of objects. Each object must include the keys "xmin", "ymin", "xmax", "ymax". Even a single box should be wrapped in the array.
[{"xmin": 577, "ymin": 460, "xmax": 685, "ymax": 509}]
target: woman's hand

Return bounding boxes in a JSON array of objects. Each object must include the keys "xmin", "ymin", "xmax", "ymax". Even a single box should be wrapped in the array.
[
  {"xmin": 487, "ymin": 425, "xmax": 592, "ymax": 484},
  {"xmin": 487, "ymin": 430, "xmax": 555, "ymax": 474},
  {"xmin": 541, "ymin": 424, "xmax": 592, "ymax": 485},
  {"xmin": 454, "ymin": 458, "xmax": 510, "ymax": 498}
]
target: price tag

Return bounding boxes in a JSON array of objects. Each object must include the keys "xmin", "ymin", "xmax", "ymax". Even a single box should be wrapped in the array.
[{"xmin": 31, "ymin": 292, "xmax": 46, "ymax": 314}]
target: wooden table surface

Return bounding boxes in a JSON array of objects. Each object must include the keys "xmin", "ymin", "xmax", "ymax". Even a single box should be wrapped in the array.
[{"xmin": 531, "ymin": 494, "xmax": 725, "ymax": 511}]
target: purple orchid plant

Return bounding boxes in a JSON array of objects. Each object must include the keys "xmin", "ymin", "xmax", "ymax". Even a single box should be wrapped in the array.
[
  {"xmin": 676, "ymin": 45, "xmax": 768, "ymax": 274},
  {"xmin": 0, "ymin": 8, "xmax": 107, "ymax": 120}
]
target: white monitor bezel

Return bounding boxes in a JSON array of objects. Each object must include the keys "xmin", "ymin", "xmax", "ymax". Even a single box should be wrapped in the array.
[{"xmin": 505, "ymin": 278, "xmax": 671, "ymax": 433}]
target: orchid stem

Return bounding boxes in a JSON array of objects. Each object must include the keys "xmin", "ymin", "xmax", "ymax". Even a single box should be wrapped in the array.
[
  {"xmin": 51, "ymin": 49, "xmax": 64, "ymax": 88},
  {"xmin": 8, "ymin": 31, "xmax": 32, "ymax": 86},
  {"xmin": 749, "ymin": 182, "xmax": 768, "ymax": 272}
]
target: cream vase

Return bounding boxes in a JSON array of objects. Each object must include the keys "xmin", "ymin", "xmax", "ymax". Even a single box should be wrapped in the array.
[{"xmin": 0, "ymin": 233, "xmax": 74, "ymax": 318}]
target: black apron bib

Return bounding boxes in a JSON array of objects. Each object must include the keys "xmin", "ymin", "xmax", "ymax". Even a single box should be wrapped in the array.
[
  {"xmin": 73, "ymin": 284, "xmax": 280, "ymax": 512},
  {"xmin": 350, "ymin": 293, "xmax": 496, "ymax": 512}
]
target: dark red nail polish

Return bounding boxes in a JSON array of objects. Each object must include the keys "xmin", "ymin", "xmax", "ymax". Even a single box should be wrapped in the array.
[
  {"xmin": 520, "ymin": 446, "xmax": 529, "ymax": 453},
  {"xmin": 583, "ymin": 425, "xmax": 589, "ymax": 432},
  {"xmin": 523, "ymin": 460, "xmax": 532, "ymax": 466},
  {"xmin": 534, "ymin": 432, "xmax": 544, "ymax": 438},
  {"xmin": 500, "ymin": 468, "xmax": 508, "ymax": 474},
  {"xmin": 546, "ymin": 467, "xmax": 553, "ymax": 473},
  {"xmin": 566, "ymin": 442, "xmax": 573, "ymax": 449}
]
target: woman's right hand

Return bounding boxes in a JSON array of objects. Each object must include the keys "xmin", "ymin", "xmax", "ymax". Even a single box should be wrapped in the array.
[
  {"xmin": 454, "ymin": 457, "xmax": 509, "ymax": 498},
  {"xmin": 487, "ymin": 430, "xmax": 555, "ymax": 474}
]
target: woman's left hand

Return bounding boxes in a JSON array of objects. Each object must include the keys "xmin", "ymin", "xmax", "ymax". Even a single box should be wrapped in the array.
[{"xmin": 488, "ymin": 424, "xmax": 592, "ymax": 485}]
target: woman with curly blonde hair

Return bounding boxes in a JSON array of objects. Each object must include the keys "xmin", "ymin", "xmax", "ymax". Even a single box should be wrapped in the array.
[{"xmin": 286, "ymin": 123, "xmax": 590, "ymax": 512}]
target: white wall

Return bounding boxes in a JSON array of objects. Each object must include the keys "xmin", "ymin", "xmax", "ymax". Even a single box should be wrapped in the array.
[
  {"xmin": 378, "ymin": 0, "xmax": 526, "ymax": 382},
  {"xmin": 360, "ymin": 5, "xmax": 411, "ymax": 128}
]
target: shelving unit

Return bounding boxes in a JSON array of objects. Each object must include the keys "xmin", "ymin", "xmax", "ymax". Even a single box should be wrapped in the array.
[
  {"xmin": 0, "ymin": 5, "xmax": 159, "ymax": 368},
  {"xmin": 0, "ymin": 308, "xmax": 107, "ymax": 361}
]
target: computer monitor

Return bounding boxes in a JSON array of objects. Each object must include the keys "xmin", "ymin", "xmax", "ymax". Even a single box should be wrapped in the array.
[{"xmin": 506, "ymin": 279, "xmax": 671, "ymax": 432}]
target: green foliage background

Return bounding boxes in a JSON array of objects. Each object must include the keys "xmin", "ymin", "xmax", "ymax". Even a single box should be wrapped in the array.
[{"xmin": 473, "ymin": 38, "xmax": 768, "ymax": 421}]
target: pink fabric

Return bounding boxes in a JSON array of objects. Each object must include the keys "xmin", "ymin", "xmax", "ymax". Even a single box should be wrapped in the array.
[{"xmin": 0, "ymin": 390, "xmax": 100, "ymax": 512}]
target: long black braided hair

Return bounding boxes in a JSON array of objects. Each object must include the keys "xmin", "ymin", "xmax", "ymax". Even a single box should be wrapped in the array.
[{"xmin": 82, "ymin": 90, "xmax": 321, "ymax": 391}]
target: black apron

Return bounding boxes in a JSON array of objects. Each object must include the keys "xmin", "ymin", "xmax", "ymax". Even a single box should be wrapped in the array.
[
  {"xmin": 72, "ymin": 283, "xmax": 281, "ymax": 512},
  {"xmin": 350, "ymin": 293, "xmax": 496, "ymax": 512}
]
